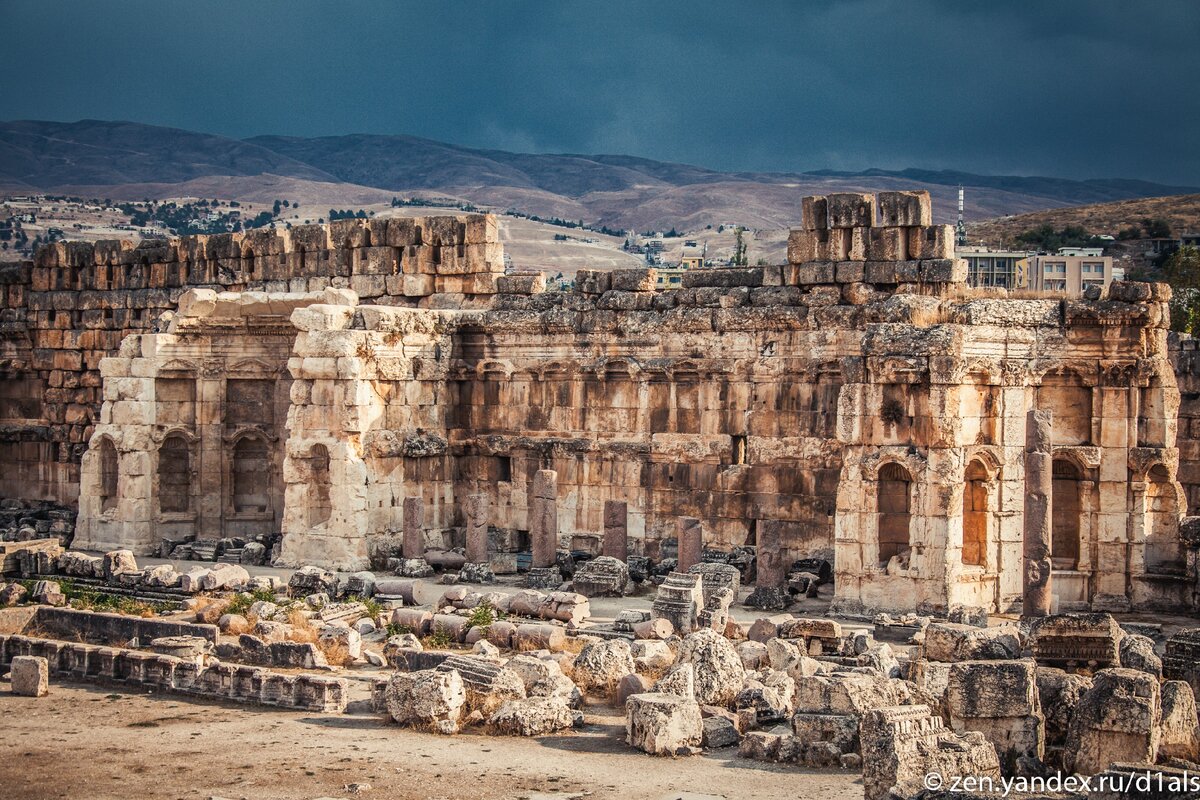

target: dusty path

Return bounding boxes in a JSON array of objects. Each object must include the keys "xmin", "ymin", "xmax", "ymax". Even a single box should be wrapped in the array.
[{"xmin": 1, "ymin": 681, "xmax": 863, "ymax": 800}]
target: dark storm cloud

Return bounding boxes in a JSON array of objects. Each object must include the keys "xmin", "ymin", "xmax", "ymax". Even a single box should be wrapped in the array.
[{"xmin": 3, "ymin": 0, "xmax": 1199, "ymax": 183}]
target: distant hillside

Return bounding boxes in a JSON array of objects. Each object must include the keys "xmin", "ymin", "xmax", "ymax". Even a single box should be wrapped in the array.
[
  {"xmin": 966, "ymin": 194, "xmax": 1200, "ymax": 246},
  {"xmin": 3, "ymin": 119, "xmax": 1198, "ymax": 233},
  {"xmin": 0, "ymin": 119, "xmax": 336, "ymax": 187}
]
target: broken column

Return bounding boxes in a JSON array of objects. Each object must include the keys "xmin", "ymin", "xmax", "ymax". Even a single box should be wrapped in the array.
[
  {"xmin": 602, "ymin": 500, "xmax": 629, "ymax": 562},
  {"xmin": 402, "ymin": 496, "xmax": 425, "ymax": 561},
  {"xmin": 676, "ymin": 516, "xmax": 703, "ymax": 572},
  {"xmin": 464, "ymin": 494, "xmax": 489, "ymax": 563},
  {"xmin": 527, "ymin": 470, "xmax": 562, "ymax": 588},
  {"xmin": 651, "ymin": 572, "xmax": 704, "ymax": 635},
  {"xmin": 1023, "ymin": 410, "xmax": 1053, "ymax": 618},
  {"xmin": 746, "ymin": 519, "xmax": 789, "ymax": 610},
  {"xmin": 459, "ymin": 493, "xmax": 495, "ymax": 584}
]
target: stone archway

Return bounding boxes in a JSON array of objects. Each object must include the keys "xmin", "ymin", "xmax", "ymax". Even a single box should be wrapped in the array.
[
  {"xmin": 877, "ymin": 462, "xmax": 912, "ymax": 567},
  {"xmin": 158, "ymin": 434, "xmax": 191, "ymax": 513},
  {"xmin": 1051, "ymin": 459, "xmax": 1081, "ymax": 568},
  {"xmin": 1144, "ymin": 464, "xmax": 1185, "ymax": 574},
  {"xmin": 231, "ymin": 436, "xmax": 271, "ymax": 514},
  {"xmin": 308, "ymin": 443, "xmax": 332, "ymax": 527},
  {"xmin": 98, "ymin": 437, "xmax": 118, "ymax": 512},
  {"xmin": 963, "ymin": 460, "xmax": 988, "ymax": 567}
]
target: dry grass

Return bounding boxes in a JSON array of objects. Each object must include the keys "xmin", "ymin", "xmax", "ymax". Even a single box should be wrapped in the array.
[
  {"xmin": 284, "ymin": 608, "xmax": 319, "ymax": 644},
  {"xmin": 193, "ymin": 597, "xmax": 230, "ymax": 625},
  {"xmin": 318, "ymin": 640, "xmax": 352, "ymax": 666}
]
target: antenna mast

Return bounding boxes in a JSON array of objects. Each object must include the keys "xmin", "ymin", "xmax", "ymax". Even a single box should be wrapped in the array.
[{"xmin": 955, "ymin": 185, "xmax": 967, "ymax": 246}]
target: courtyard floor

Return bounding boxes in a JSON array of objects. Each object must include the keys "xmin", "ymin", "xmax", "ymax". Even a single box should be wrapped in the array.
[{"xmin": 0, "ymin": 680, "xmax": 864, "ymax": 800}]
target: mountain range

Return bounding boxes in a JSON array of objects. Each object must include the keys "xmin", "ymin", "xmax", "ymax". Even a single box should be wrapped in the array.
[{"xmin": 3, "ymin": 119, "xmax": 1197, "ymax": 232}]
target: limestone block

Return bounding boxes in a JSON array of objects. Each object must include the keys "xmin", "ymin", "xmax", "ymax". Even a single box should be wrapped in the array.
[
  {"xmin": 574, "ymin": 269, "xmax": 611, "ymax": 294},
  {"xmin": 10, "ymin": 655, "xmax": 49, "ymax": 697},
  {"xmin": 860, "ymin": 705, "xmax": 999, "ymax": 800},
  {"xmin": 786, "ymin": 231, "xmax": 822, "ymax": 265},
  {"xmin": 199, "ymin": 563, "xmax": 249, "ymax": 591},
  {"xmin": 352, "ymin": 246, "xmax": 399, "ymax": 276},
  {"xmin": 794, "ymin": 672, "xmax": 905, "ymax": 717},
  {"xmin": 800, "ymin": 196, "xmax": 828, "ymax": 230},
  {"xmin": 626, "ymin": 692, "xmax": 704, "ymax": 755},
  {"xmin": 495, "ymin": 273, "xmax": 545, "ymax": 294},
  {"xmin": 385, "ymin": 668, "xmax": 466, "ymax": 734},
  {"xmin": 291, "ymin": 304, "xmax": 355, "ymax": 333},
  {"xmin": 632, "ymin": 639, "xmax": 675, "ymax": 673},
  {"xmin": 922, "ymin": 622, "xmax": 1020, "ymax": 662},
  {"xmin": 610, "ymin": 268, "xmax": 657, "ymax": 292},
  {"xmin": 655, "ymin": 663, "xmax": 695, "ymax": 700},
  {"xmin": 489, "ymin": 696, "xmax": 579, "ymax": 736},
  {"xmin": 789, "ymin": 261, "xmax": 835, "ymax": 285},
  {"xmin": 1066, "ymin": 668, "xmax": 1161, "ymax": 775},
  {"xmin": 907, "ymin": 224, "xmax": 955, "ymax": 260},
  {"xmin": 1119, "ymin": 633, "xmax": 1162, "ymax": 677},
  {"xmin": 1159, "ymin": 680, "xmax": 1200, "ymax": 762},
  {"xmin": 573, "ymin": 639, "xmax": 635, "ymax": 695},
  {"xmin": 878, "ymin": 191, "xmax": 932, "ymax": 227},
  {"xmin": 866, "ymin": 227, "xmax": 907, "ymax": 261},
  {"xmin": 919, "ymin": 258, "xmax": 968, "ymax": 283},
  {"xmin": 826, "ymin": 193, "xmax": 875, "ymax": 228},
  {"xmin": 946, "ymin": 659, "xmax": 1044, "ymax": 769},
  {"xmin": 676, "ymin": 628, "xmax": 745, "ymax": 707}
]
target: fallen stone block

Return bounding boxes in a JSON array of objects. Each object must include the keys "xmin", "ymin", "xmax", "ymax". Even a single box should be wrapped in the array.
[
  {"xmin": 385, "ymin": 668, "xmax": 466, "ymax": 734},
  {"xmin": 488, "ymin": 696, "xmax": 580, "ymax": 736},
  {"xmin": 573, "ymin": 639, "xmax": 635, "ymax": 696},
  {"xmin": 1065, "ymin": 668, "xmax": 1161, "ymax": 775},
  {"xmin": 626, "ymin": 692, "xmax": 704, "ymax": 756},
  {"xmin": 10, "ymin": 655, "xmax": 49, "ymax": 697},
  {"xmin": 702, "ymin": 715, "xmax": 740, "ymax": 749},
  {"xmin": 1159, "ymin": 680, "xmax": 1200, "ymax": 763},
  {"xmin": 676, "ymin": 628, "xmax": 745, "ymax": 707},
  {"xmin": 1032, "ymin": 613, "xmax": 1122, "ymax": 670},
  {"xmin": 922, "ymin": 622, "xmax": 1020, "ymax": 662},
  {"xmin": 860, "ymin": 705, "xmax": 1000, "ymax": 800},
  {"xmin": 946, "ymin": 658, "xmax": 1044, "ymax": 771}
]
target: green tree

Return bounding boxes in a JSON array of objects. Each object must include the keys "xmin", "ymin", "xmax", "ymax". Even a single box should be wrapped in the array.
[
  {"xmin": 732, "ymin": 227, "xmax": 748, "ymax": 266},
  {"xmin": 1158, "ymin": 246, "xmax": 1200, "ymax": 333},
  {"xmin": 1142, "ymin": 217, "xmax": 1172, "ymax": 238}
]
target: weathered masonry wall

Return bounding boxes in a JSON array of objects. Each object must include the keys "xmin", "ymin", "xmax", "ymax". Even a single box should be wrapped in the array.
[
  {"xmin": 0, "ymin": 216, "xmax": 503, "ymax": 505},
  {"xmin": 10, "ymin": 197, "xmax": 1200, "ymax": 614}
]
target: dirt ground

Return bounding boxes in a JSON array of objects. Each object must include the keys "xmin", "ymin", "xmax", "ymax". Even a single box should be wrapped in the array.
[{"xmin": 0, "ymin": 680, "xmax": 863, "ymax": 800}]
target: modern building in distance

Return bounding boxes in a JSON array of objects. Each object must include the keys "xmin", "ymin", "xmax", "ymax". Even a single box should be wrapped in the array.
[
  {"xmin": 958, "ymin": 247, "xmax": 1030, "ymax": 289},
  {"xmin": 656, "ymin": 248, "xmax": 703, "ymax": 289},
  {"xmin": 1028, "ymin": 251, "xmax": 1114, "ymax": 296},
  {"xmin": 959, "ymin": 246, "xmax": 1115, "ymax": 297}
]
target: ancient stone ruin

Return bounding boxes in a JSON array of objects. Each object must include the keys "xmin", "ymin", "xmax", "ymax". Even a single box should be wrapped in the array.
[
  {"xmin": 2, "ymin": 194, "xmax": 1200, "ymax": 799},
  {"xmin": 0, "ymin": 194, "xmax": 1195, "ymax": 615}
]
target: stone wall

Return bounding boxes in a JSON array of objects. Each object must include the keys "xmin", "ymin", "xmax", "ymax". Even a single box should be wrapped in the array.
[
  {"xmin": 8, "ymin": 199, "xmax": 1198, "ymax": 613},
  {"xmin": 0, "ymin": 633, "xmax": 347, "ymax": 712},
  {"xmin": 0, "ymin": 216, "xmax": 503, "ymax": 506}
]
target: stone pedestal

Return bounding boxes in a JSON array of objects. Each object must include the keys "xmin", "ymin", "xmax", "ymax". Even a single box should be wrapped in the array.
[
  {"xmin": 11, "ymin": 655, "xmax": 49, "ymax": 697},
  {"xmin": 651, "ymin": 571, "xmax": 704, "ymax": 634},
  {"xmin": 677, "ymin": 516, "xmax": 703, "ymax": 572},
  {"xmin": 402, "ymin": 496, "xmax": 425, "ymax": 561},
  {"xmin": 530, "ymin": 470, "xmax": 558, "ymax": 569},
  {"xmin": 464, "ymin": 493, "xmax": 489, "ymax": 564},
  {"xmin": 1023, "ymin": 410, "xmax": 1053, "ymax": 618},
  {"xmin": 602, "ymin": 500, "xmax": 629, "ymax": 561}
]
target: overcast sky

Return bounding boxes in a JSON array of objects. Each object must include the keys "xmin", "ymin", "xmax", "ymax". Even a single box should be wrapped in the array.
[{"xmin": 5, "ymin": 0, "xmax": 1199, "ymax": 183}]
